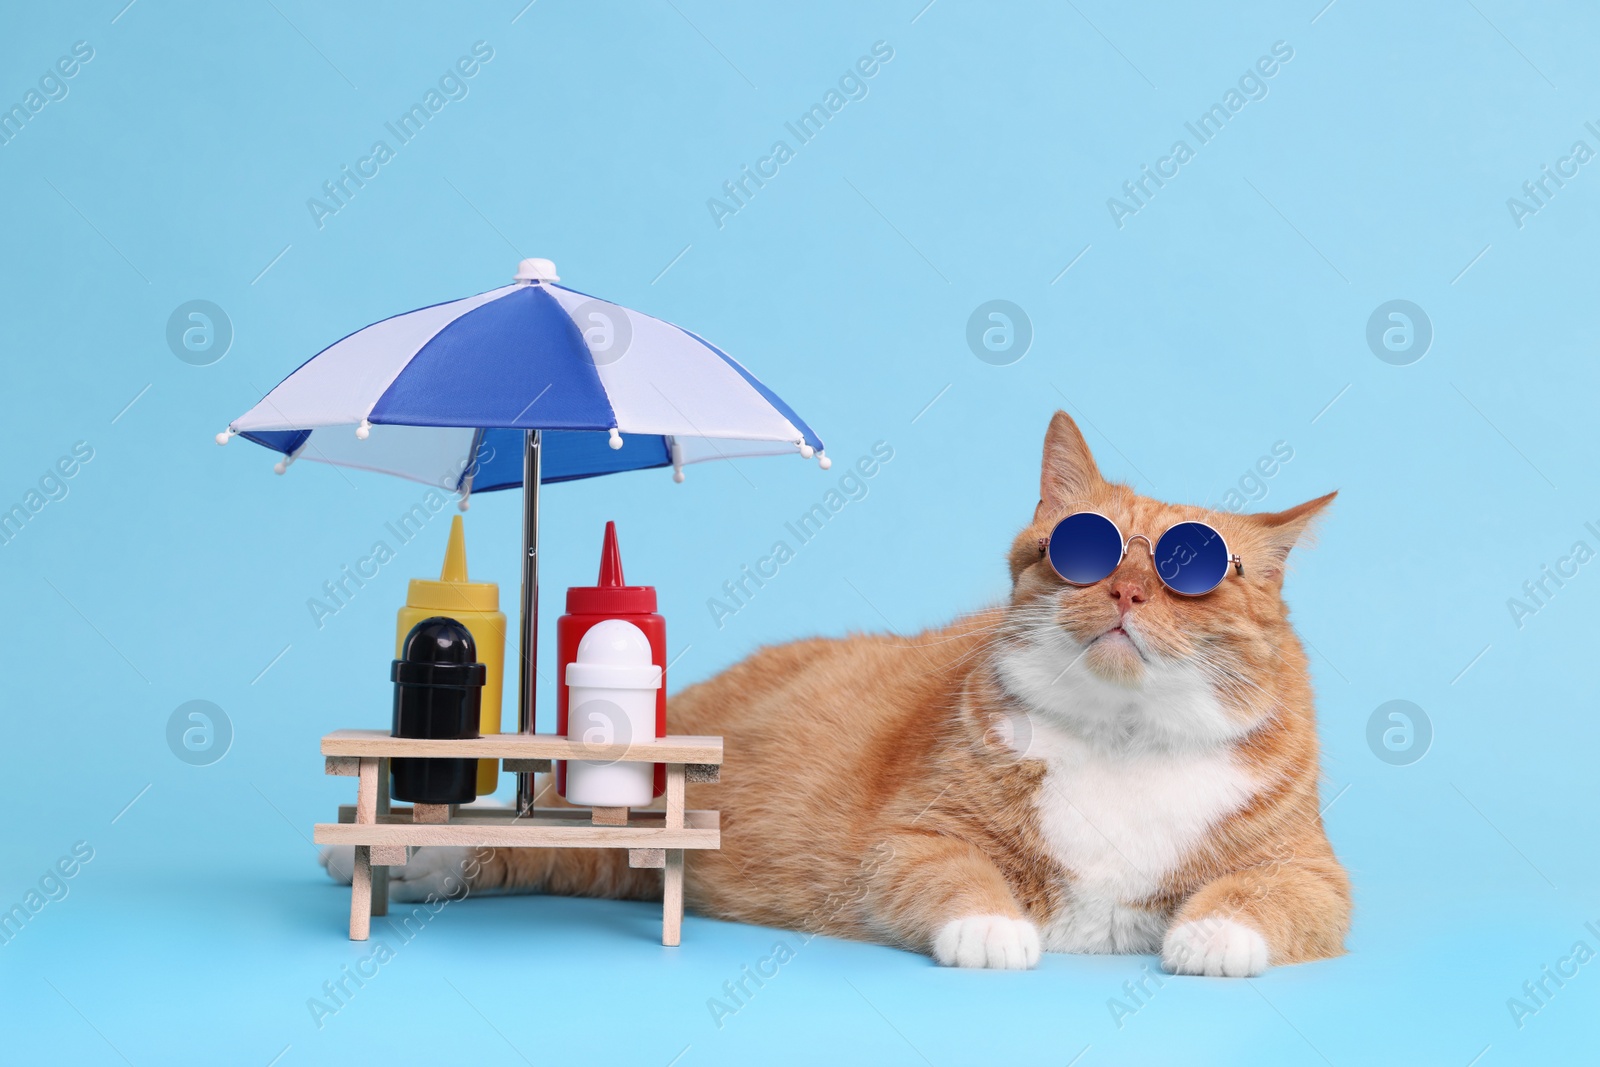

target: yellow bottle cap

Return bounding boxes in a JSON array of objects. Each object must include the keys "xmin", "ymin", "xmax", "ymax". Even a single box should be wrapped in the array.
[{"xmin": 407, "ymin": 515, "xmax": 499, "ymax": 613}]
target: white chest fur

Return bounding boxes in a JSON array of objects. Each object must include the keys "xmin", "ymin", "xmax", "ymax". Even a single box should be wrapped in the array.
[
  {"xmin": 1024, "ymin": 724, "xmax": 1255, "ymax": 952},
  {"xmin": 995, "ymin": 620, "xmax": 1259, "ymax": 954}
]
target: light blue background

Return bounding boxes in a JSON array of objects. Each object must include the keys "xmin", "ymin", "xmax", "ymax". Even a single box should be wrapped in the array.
[{"xmin": 1, "ymin": 1, "xmax": 1595, "ymax": 1063}]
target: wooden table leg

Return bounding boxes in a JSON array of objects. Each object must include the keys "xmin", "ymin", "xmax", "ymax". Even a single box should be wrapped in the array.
[
  {"xmin": 349, "ymin": 758, "xmax": 379, "ymax": 937},
  {"xmin": 372, "ymin": 758, "xmax": 390, "ymax": 917},
  {"xmin": 356, "ymin": 758, "xmax": 379, "ymax": 823},
  {"xmin": 663, "ymin": 849, "xmax": 684, "ymax": 947},
  {"xmin": 350, "ymin": 845, "xmax": 373, "ymax": 940},
  {"xmin": 662, "ymin": 762, "xmax": 686, "ymax": 946},
  {"xmin": 666, "ymin": 763, "xmax": 685, "ymax": 828}
]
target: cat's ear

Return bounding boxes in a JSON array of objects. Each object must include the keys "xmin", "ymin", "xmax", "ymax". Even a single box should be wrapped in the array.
[
  {"xmin": 1038, "ymin": 410, "xmax": 1103, "ymax": 512},
  {"xmin": 1246, "ymin": 491, "xmax": 1337, "ymax": 582}
]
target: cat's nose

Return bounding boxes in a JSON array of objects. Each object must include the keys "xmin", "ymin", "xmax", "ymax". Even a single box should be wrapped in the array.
[{"xmin": 1109, "ymin": 577, "xmax": 1147, "ymax": 613}]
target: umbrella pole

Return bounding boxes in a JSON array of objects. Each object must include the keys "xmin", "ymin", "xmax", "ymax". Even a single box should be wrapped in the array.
[{"xmin": 515, "ymin": 429, "xmax": 542, "ymax": 814}]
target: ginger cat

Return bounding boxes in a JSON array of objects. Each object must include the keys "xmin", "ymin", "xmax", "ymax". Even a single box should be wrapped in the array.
[{"xmin": 328, "ymin": 411, "xmax": 1350, "ymax": 975}]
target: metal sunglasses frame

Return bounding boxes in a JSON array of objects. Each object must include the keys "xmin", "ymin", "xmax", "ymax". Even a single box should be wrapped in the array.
[{"xmin": 1036, "ymin": 510, "xmax": 1244, "ymax": 597}]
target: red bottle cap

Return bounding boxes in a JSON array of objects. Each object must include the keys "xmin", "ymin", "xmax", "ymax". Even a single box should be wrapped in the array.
[{"xmin": 565, "ymin": 521, "xmax": 658, "ymax": 615}]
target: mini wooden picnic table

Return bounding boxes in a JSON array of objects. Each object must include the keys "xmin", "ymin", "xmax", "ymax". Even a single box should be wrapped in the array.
[{"xmin": 315, "ymin": 730, "xmax": 723, "ymax": 946}]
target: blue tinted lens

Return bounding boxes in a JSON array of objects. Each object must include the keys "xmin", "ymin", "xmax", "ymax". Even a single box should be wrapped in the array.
[
  {"xmin": 1154, "ymin": 522, "xmax": 1230, "ymax": 595},
  {"xmin": 1048, "ymin": 512, "xmax": 1124, "ymax": 585}
]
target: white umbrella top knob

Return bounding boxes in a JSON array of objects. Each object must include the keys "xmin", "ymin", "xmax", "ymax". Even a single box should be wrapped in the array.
[{"xmin": 515, "ymin": 258, "xmax": 560, "ymax": 283}]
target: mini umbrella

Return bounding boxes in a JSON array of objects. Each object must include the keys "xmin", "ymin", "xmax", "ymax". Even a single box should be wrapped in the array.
[{"xmin": 220, "ymin": 257, "xmax": 828, "ymax": 809}]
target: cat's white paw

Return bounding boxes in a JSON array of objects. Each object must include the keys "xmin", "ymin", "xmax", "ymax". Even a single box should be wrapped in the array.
[
  {"xmin": 1161, "ymin": 917, "xmax": 1270, "ymax": 977},
  {"xmin": 933, "ymin": 914, "xmax": 1041, "ymax": 969},
  {"xmin": 316, "ymin": 844, "xmax": 476, "ymax": 902},
  {"xmin": 319, "ymin": 844, "xmax": 354, "ymax": 885},
  {"xmin": 388, "ymin": 846, "xmax": 476, "ymax": 902}
]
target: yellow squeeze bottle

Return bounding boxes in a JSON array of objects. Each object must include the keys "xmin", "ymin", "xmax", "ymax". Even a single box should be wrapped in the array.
[{"xmin": 395, "ymin": 515, "xmax": 506, "ymax": 795}]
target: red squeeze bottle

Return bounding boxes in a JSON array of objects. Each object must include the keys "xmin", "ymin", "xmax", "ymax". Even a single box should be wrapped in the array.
[{"xmin": 556, "ymin": 522, "xmax": 667, "ymax": 798}]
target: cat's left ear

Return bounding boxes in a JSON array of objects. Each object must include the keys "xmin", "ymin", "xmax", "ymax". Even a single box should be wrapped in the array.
[
  {"xmin": 1037, "ymin": 410, "xmax": 1103, "ymax": 515},
  {"xmin": 1245, "ymin": 491, "xmax": 1337, "ymax": 583}
]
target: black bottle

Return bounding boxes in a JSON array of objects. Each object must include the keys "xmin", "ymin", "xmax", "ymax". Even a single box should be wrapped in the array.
[{"xmin": 390, "ymin": 616, "xmax": 486, "ymax": 804}]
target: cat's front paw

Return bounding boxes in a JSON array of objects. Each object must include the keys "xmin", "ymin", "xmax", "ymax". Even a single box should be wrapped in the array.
[
  {"xmin": 316, "ymin": 844, "xmax": 477, "ymax": 902},
  {"xmin": 318, "ymin": 844, "xmax": 358, "ymax": 884},
  {"xmin": 933, "ymin": 914, "xmax": 1041, "ymax": 970},
  {"xmin": 388, "ymin": 846, "xmax": 477, "ymax": 902},
  {"xmin": 1161, "ymin": 917, "xmax": 1269, "ymax": 977}
]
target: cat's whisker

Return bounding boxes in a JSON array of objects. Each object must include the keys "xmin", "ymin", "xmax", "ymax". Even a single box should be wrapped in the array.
[
  {"xmin": 899, "ymin": 617, "xmax": 1073, "ymax": 677},
  {"xmin": 956, "ymin": 626, "xmax": 1077, "ymax": 677}
]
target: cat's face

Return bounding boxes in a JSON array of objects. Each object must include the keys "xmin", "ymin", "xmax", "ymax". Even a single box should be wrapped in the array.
[{"xmin": 1004, "ymin": 412, "xmax": 1332, "ymax": 716}]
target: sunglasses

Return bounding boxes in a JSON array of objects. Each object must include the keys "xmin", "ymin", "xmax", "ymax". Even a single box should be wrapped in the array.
[{"xmin": 1038, "ymin": 512, "xmax": 1243, "ymax": 596}]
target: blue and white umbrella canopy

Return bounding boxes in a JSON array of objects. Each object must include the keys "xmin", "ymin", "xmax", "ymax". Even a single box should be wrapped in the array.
[{"xmin": 221, "ymin": 258, "xmax": 828, "ymax": 499}]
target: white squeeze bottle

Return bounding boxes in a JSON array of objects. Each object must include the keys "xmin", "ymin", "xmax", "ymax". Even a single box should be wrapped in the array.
[{"xmin": 563, "ymin": 619, "xmax": 662, "ymax": 807}]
